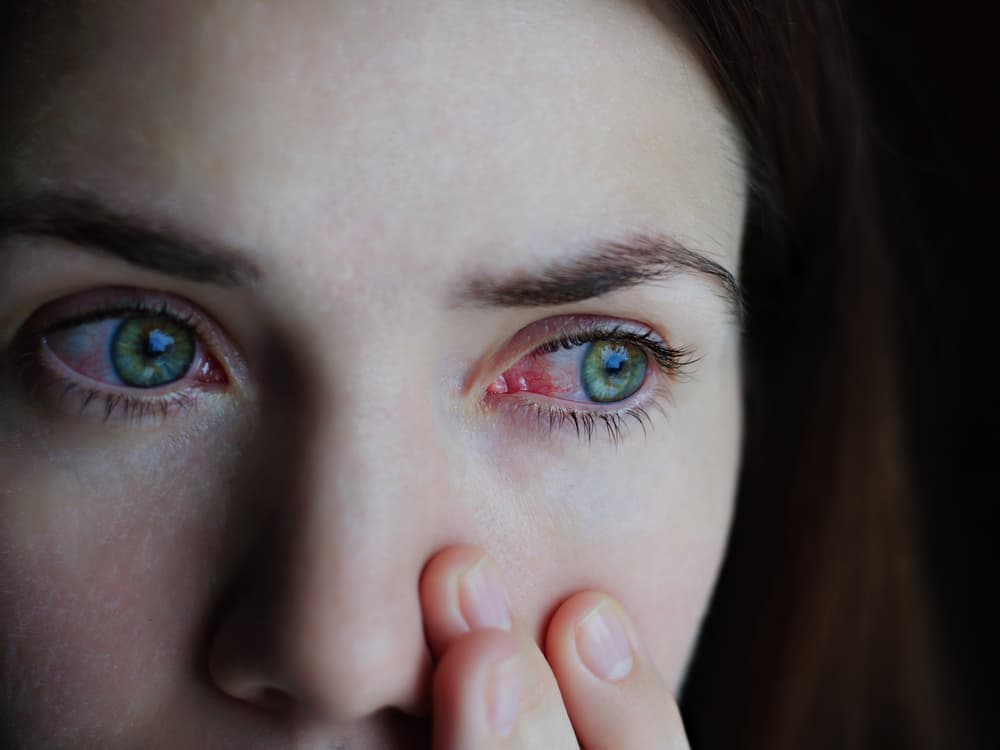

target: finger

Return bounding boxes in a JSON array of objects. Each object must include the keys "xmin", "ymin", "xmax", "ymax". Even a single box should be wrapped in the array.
[
  {"xmin": 421, "ymin": 546, "xmax": 578, "ymax": 748},
  {"xmin": 420, "ymin": 544, "xmax": 512, "ymax": 658},
  {"xmin": 431, "ymin": 628, "xmax": 521, "ymax": 747},
  {"xmin": 545, "ymin": 591, "xmax": 692, "ymax": 750}
]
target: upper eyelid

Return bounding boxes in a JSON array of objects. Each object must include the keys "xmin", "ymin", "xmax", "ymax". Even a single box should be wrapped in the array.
[
  {"xmin": 490, "ymin": 378, "xmax": 673, "ymax": 446},
  {"xmin": 534, "ymin": 321, "xmax": 664, "ymax": 353},
  {"xmin": 26, "ymin": 290, "xmax": 208, "ymax": 339},
  {"xmin": 535, "ymin": 325, "xmax": 694, "ymax": 373}
]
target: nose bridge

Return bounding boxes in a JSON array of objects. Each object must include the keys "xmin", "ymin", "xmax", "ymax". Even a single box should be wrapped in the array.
[
  {"xmin": 285, "ymin": 366, "xmax": 455, "ymax": 704},
  {"xmin": 297, "ymin": 358, "xmax": 453, "ymax": 563},
  {"xmin": 209, "ymin": 347, "xmax": 458, "ymax": 722}
]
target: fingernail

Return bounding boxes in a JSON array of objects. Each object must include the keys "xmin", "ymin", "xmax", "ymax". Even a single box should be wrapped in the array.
[
  {"xmin": 486, "ymin": 654, "xmax": 521, "ymax": 737},
  {"xmin": 458, "ymin": 555, "xmax": 512, "ymax": 631},
  {"xmin": 575, "ymin": 600, "xmax": 634, "ymax": 681}
]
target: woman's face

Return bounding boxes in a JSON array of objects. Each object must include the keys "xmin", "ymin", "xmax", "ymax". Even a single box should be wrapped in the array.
[{"xmin": 0, "ymin": 1, "xmax": 746, "ymax": 746}]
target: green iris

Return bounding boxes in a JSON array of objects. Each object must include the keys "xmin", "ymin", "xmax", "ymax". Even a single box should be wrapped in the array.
[
  {"xmin": 581, "ymin": 340, "xmax": 647, "ymax": 402},
  {"xmin": 110, "ymin": 316, "xmax": 195, "ymax": 388}
]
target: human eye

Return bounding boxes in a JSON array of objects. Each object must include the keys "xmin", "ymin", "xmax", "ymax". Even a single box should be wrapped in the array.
[
  {"xmin": 10, "ymin": 286, "xmax": 240, "ymax": 426},
  {"xmin": 481, "ymin": 314, "xmax": 698, "ymax": 445}
]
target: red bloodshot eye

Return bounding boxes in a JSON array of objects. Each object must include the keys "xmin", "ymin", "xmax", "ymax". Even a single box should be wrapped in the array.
[
  {"xmin": 486, "ymin": 352, "xmax": 577, "ymax": 397},
  {"xmin": 193, "ymin": 352, "xmax": 228, "ymax": 385}
]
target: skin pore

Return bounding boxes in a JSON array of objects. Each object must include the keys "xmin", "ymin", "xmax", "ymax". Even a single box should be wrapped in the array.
[{"xmin": 0, "ymin": 1, "xmax": 747, "ymax": 747}]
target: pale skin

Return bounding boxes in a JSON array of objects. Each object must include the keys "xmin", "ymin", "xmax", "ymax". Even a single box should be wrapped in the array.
[{"xmin": 0, "ymin": 1, "xmax": 747, "ymax": 747}]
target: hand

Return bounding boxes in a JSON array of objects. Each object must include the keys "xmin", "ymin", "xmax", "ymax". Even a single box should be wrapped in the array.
[{"xmin": 420, "ymin": 544, "xmax": 693, "ymax": 748}]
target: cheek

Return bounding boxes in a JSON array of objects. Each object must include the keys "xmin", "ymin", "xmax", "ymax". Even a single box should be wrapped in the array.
[
  {"xmin": 0, "ymin": 409, "xmax": 251, "ymax": 739},
  {"xmin": 479, "ymin": 399, "xmax": 739, "ymax": 693}
]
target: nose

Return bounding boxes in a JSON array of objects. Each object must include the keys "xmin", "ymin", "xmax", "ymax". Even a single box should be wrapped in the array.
[{"xmin": 206, "ymin": 390, "xmax": 451, "ymax": 724}]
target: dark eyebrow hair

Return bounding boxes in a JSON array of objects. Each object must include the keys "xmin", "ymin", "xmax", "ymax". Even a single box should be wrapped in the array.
[
  {"xmin": 0, "ymin": 191, "xmax": 261, "ymax": 286},
  {"xmin": 0, "ymin": 190, "xmax": 742, "ymax": 323},
  {"xmin": 452, "ymin": 232, "xmax": 745, "ymax": 325}
]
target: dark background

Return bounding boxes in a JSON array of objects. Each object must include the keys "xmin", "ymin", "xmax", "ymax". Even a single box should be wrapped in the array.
[{"xmin": 848, "ymin": 0, "xmax": 983, "ymax": 741}]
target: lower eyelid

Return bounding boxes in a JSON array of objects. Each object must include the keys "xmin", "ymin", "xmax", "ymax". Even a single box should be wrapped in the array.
[
  {"xmin": 23, "ymin": 370, "xmax": 212, "ymax": 425},
  {"xmin": 482, "ymin": 376, "xmax": 672, "ymax": 445},
  {"xmin": 17, "ymin": 336, "xmax": 221, "ymax": 425},
  {"xmin": 48, "ymin": 380, "xmax": 200, "ymax": 424},
  {"xmin": 494, "ymin": 396, "xmax": 664, "ymax": 446}
]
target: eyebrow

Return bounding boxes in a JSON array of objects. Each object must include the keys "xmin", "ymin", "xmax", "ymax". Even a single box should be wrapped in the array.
[
  {"xmin": 0, "ymin": 190, "xmax": 743, "ymax": 322},
  {"xmin": 452, "ymin": 233, "xmax": 744, "ymax": 324},
  {"xmin": 0, "ymin": 191, "xmax": 260, "ymax": 286}
]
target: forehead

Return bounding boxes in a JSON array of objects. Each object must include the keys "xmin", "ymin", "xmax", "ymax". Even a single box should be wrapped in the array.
[{"xmin": 3, "ymin": 0, "xmax": 744, "ymax": 294}]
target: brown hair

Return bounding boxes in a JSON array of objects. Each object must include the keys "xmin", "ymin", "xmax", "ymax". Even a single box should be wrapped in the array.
[{"xmin": 647, "ymin": 1, "xmax": 979, "ymax": 747}]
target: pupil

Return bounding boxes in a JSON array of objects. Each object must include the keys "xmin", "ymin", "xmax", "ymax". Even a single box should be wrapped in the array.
[
  {"xmin": 602, "ymin": 349, "xmax": 628, "ymax": 376},
  {"xmin": 144, "ymin": 329, "xmax": 175, "ymax": 359}
]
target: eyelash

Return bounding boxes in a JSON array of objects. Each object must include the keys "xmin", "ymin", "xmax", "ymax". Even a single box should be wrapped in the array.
[
  {"xmin": 14, "ymin": 296, "xmax": 224, "ymax": 426},
  {"xmin": 14, "ymin": 292, "xmax": 697, "ymax": 444},
  {"xmin": 492, "ymin": 322, "xmax": 698, "ymax": 447}
]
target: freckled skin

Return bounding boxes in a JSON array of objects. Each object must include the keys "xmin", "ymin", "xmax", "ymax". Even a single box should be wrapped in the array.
[{"xmin": 0, "ymin": 1, "xmax": 746, "ymax": 747}]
